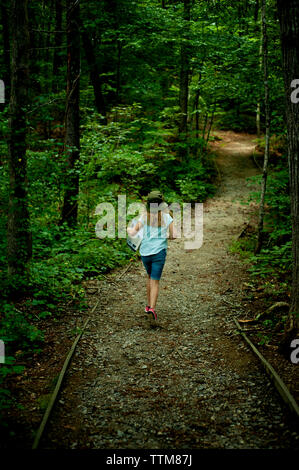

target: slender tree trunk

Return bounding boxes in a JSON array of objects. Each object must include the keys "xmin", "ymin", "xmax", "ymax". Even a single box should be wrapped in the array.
[
  {"xmin": 256, "ymin": 102, "xmax": 261, "ymax": 138},
  {"xmin": 7, "ymin": 0, "xmax": 32, "ymax": 294},
  {"xmin": 60, "ymin": 0, "xmax": 80, "ymax": 227},
  {"xmin": 52, "ymin": 0, "xmax": 63, "ymax": 92},
  {"xmin": 254, "ymin": 0, "xmax": 260, "ymax": 22},
  {"xmin": 28, "ymin": 4, "xmax": 41, "ymax": 94},
  {"xmin": 178, "ymin": 0, "xmax": 191, "ymax": 157},
  {"xmin": 116, "ymin": 39, "xmax": 122, "ymax": 102},
  {"xmin": 103, "ymin": 0, "xmax": 121, "ymax": 104},
  {"xmin": 81, "ymin": 24, "xmax": 107, "ymax": 121},
  {"xmin": 256, "ymin": 15, "xmax": 263, "ymax": 138},
  {"xmin": 277, "ymin": 0, "xmax": 299, "ymax": 334},
  {"xmin": 1, "ymin": 3, "xmax": 11, "ymax": 103},
  {"xmin": 43, "ymin": 0, "xmax": 51, "ymax": 91},
  {"xmin": 179, "ymin": 0, "xmax": 191, "ymax": 135},
  {"xmin": 202, "ymin": 113, "xmax": 208, "ymax": 141},
  {"xmin": 193, "ymin": 72, "xmax": 202, "ymax": 140},
  {"xmin": 255, "ymin": 0, "xmax": 270, "ymax": 254},
  {"xmin": 206, "ymin": 100, "xmax": 216, "ymax": 147}
]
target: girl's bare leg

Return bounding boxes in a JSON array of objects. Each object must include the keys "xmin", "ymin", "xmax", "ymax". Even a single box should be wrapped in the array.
[
  {"xmin": 149, "ymin": 279, "xmax": 159, "ymax": 310},
  {"xmin": 146, "ymin": 275, "xmax": 151, "ymax": 306}
]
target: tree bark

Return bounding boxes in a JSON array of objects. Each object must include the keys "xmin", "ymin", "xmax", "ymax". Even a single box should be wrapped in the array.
[
  {"xmin": 104, "ymin": 0, "xmax": 120, "ymax": 103},
  {"xmin": 7, "ymin": 0, "xmax": 32, "ymax": 293},
  {"xmin": 254, "ymin": 0, "xmax": 260, "ymax": 23},
  {"xmin": 52, "ymin": 0, "xmax": 63, "ymax": 92},
  {"xmin": 205, "ymin": 100, "xmax": 216, "ymax": 148},
  {"xmin": 193, "ymin": 72, "xmax": 202, "ymax": 140},
  {"xmin": 277, "ymin": 0, "xmax": 299, "ymax": 333},
  {"xmin": 256, "ymin": 6, "xmax": 263, "ymax": 138},
  {"xmin": 178, "ymin": 0, "xmax": 191, "ymax": 159},
  {"xmin": 116, "ymin": 39, "xmax": 122, "ymax": 102},
  {"xmin": 80, "ymin": 24, "xmax": 107, "ymax": 121},
  {"xmin": 178, "ymin": 0, "xmax": 191, "ymax": 137},
  {"xmin": 255, "ymin": 0, "xmax": 270, "ymax": 254},
  {"xmin": 1, "ymin": 3, "xmax": 11, "ymax": 103},
  {"xmin": 60, "ymin": 0, "xmax": 80, "ymax": 228}
]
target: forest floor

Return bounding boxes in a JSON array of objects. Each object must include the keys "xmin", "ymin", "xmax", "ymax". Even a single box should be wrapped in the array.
[{"xmin": 3, "ymin": 130, "xmax": 299, "ymax": 450}]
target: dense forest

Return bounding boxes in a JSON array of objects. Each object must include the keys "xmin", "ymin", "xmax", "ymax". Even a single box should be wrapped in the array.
[{"xmin": 0, "ymin": 0, "xmax": 298, "ymax": 449}]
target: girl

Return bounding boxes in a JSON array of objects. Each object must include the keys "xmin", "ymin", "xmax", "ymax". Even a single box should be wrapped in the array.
[{"xmin": 127, "ymin": 190, "xmax": 175, "ymax": 320}]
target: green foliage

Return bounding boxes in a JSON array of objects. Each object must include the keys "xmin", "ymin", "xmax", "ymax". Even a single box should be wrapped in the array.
[
  {"xmin": 257, "ymin": 332, "xmax": 272, "ymax": 346},
  {"xmin": 174, "ymin": 157, "xmax": 216, "ymax": 202},
  {"xmin": 229, "ymin": 237, "xmax": 257, "ymax": 259},
  {"xmin": 0, "ymin": 302, "xmax": 43, "ymax": 426},
  {"xmin": 248, "ymin": 242, "xmax": 292, "ymax": 280},
  {"xmin": 247, "ymin": 165, "xmax": 291, "ymax": 244},
  {"xmin": 231, "ymin": 148, "xmax": 291, "ymax": 334},
  {"xmin": 27, "ymin": 225, "xmax": 132, "ymax": 312},
  {"xmin": 95, "ymin": 146, "xmax": 156, "ymax": 191},
  {"xmin": 80, "ymin": 111, "xmax": 216, "ymax": 202},
  {"xmin": 216, "ymin": 110, "xmax": 257, "ymax": 133},
  {"xmin": 0, "ymin": 302, "xmax": 43, "ymax": 355}
]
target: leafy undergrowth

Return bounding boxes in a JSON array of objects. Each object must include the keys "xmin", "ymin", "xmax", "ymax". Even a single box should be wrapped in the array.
[
  {"xmin": 230, "ymin": 223, "xmax": 292, "ymax": 341},
  {"xmin": 228, "ymin": 144, "xmax": 294, "ymax": 348},
  {"xmin": 226, "ymin": 156, "xmax": 299, "ymax": 407}
]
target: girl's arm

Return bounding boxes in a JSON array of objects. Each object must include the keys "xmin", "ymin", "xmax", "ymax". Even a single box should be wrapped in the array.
[
  {"xmin": 168, "ymin": 221, "xmax": 176, "ymax": 240},
  {"xmin": 127, "ymin": 220, "xmax": 142, "ymax": 237}
]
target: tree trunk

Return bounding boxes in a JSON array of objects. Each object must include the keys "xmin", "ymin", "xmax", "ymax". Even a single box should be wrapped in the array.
[
  {"xmin": 179, "ymin": 0, "xmax": 191, "ymax": 135},
  {"xmin": 103, "ymin": 0, "xmax": 120, "ymax": 104},
  {"xmin": 256, "ymin": 10, "xmax": 263, "ymax": 138},
  {"xmin": 52, "ymin": 0, "xmax": 63, "ymax": 92},
  {"xmin": 277, "ymin": 0, "xmax": 299, "ymax": 334},
  {"xmin": 255, "ymin": 0, "xmax": 270, "ymax": 254},
  {"xmin": 178, "ymin": 0, "xmax": 191, "ymax": 157},
  {"xmin": 81, "ymin": 24, "xmax": 107, "ymax": 121},
  {"xmin": 205, "ymin": 100, "xmax": 216, "ymax": 148},
  {"xmin": 60, "ymin": 0, "xmax": 80, "ymax": 228},
  {"xmin": 193, "ymin": 72, "xmax": 202, "ymax": 140},
  {"xmin": 116, "ymin": 39, "xmax": 122, "ymax": 102},
  {"xmin": 254, "ymin": 0, "xmax": 260, "ymax": 22},
  {"xmin": 28, "ymin": 3, "xmax": 41, "ymax": 94},
  {"xmin": 1, "ymin": 3, "xmax": 11, "ymax": 104},
  {"xmin": 7, "ymin": 0, "xmax": 32, "ymax": 294},
  {"xmin": 202, "ymin": 112, "xmax": 208, "ymax": 142}
]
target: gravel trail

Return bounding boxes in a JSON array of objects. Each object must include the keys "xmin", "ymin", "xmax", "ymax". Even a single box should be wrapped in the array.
[{"xmin": 43, "ymin": 131, "xmax": 299, "ymax": 449}]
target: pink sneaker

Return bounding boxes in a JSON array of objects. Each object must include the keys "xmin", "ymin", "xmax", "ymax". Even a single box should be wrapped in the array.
[
  {"xmin": 148, "ymin": 308, "xmax": 157, "ymax": 320},
  {"xmin": 145, "ymin": 305, "xmax": 150, "ymax": 313}
]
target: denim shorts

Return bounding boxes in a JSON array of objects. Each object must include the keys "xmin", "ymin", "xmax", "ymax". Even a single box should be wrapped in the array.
[{"xmin": 140, "ymin": 248, "xmax": 167, "ymax": 280}]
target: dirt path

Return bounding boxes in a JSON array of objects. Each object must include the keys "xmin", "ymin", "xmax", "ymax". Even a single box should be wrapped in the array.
[{"xmin": 43, "ymin": 131, "xmax": 299, "ymax": 449}]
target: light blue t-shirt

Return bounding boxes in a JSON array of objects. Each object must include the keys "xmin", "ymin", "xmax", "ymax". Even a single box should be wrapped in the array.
[{"xmin": 139, "ymin": 213, "xmax": 173, "ymax": 256}]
